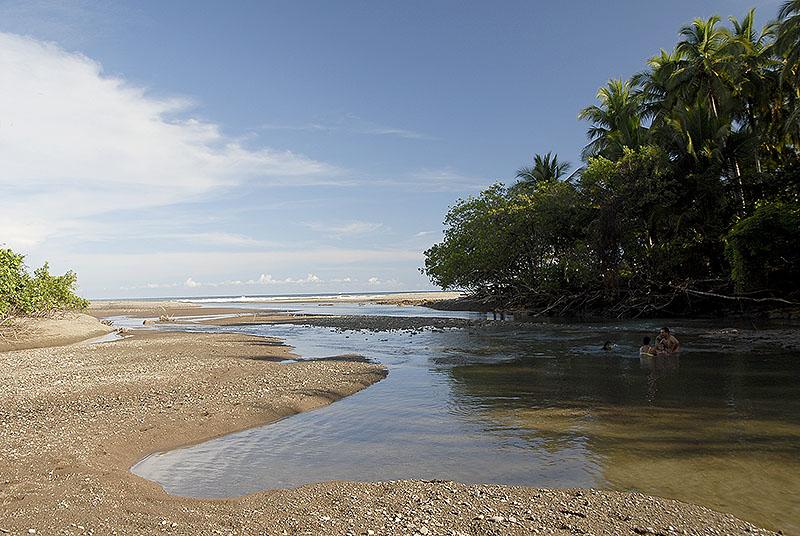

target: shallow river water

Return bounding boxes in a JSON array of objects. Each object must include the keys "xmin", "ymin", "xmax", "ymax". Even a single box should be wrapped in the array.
[{"xmin": 128, "ymin": 303, "xmax": 800, "ymax": 533}]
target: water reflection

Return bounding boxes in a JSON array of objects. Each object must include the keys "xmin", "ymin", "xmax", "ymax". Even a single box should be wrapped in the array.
[
  {"xmin": 131, "ymin": 319, "xmax": 800, "ymax": 533},
  {"xmin": 639, "ymin": 354, "xmax": 680, "ymax": 404}
]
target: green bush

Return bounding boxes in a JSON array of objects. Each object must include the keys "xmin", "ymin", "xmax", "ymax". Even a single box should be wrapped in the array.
[
  {"xmin": 0, "ymin": 248, "xmax": 88, "ymax": 318},
  {"xmin": 725, "ymin": 204, "xmax": 800, "ymax": 293}
]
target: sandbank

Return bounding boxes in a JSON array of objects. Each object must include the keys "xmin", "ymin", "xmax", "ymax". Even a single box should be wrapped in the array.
[
  {"xmin": 0, "ymin": 312, "xmax": 114, "ymax": 352},
  {"xmin": 0, "ymin": 300, "xmax": 780, "ymax": 535}
]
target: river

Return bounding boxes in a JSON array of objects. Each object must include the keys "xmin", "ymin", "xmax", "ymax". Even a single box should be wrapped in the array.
[{"xmin": 124, "ymin": 301, "xmax": 800, "ymax": 533}]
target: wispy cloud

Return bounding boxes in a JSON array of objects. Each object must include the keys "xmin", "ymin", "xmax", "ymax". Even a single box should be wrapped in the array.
[
  {"xmin": 259, "ymin": 114, "xmax": 435, "ymax": 140},
  {"xmin": 0, "ymin": 1, "xmax": 143, "ymax": 47},
  {"xmin": 0, "ymin": 32, "xmax": 340, "ymax": 250},
  {"xmin": 409, "ymin": 167, "xmax": 490, "ymax": 191},
  {"xmin": 360, "ymin": 126, "xmax": 431, "ymax": 140},
  {"xmin": 302, "ymin": 221, "xmax": 385, "ymax": 238},
  {"xmin": 370, "ymin": 166, "xmax": 490, "ymax": 193},
  {"xmin": 159, "ymin": 232, "xmax": 280, "ymax": 248}
]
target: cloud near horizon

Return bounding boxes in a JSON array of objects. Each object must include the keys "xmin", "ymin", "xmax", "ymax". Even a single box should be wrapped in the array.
[
  {"xmin": 61, "ymin": 247, "xmax": 425, "ymax": 296},
  {"xmin": 120, "ymin": 272, "xmax": 400, "ymax": 291},
  {"xmin": 0, "ymin": 32, "xmax": 339, "ymax": 249}
]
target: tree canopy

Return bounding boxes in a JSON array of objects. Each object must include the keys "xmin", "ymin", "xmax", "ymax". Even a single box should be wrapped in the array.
[{"xmin": 423, "ymin": 4, "xmax": 800, "ymax": 317}]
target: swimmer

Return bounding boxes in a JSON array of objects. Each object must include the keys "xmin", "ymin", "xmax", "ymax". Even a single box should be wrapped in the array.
[
  {"xmin": 655, "ymin": 327, "xmax": 680, "ymax": 354},
  {"xmin": 639, "ymin": 336, "xmax": 656, "ymax": 356}
]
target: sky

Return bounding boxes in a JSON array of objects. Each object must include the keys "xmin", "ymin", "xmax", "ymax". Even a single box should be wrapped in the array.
[{"xmin": 0, "ymin": 0, "xmax": 783, "ymax": 299}]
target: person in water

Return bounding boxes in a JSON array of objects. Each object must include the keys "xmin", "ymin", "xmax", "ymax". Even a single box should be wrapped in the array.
[
  {"xmin": 603, "ymin": 340, "xmax": 614, "ymax": 351},
  {"xmin": 639, "ymin": 336, "xmax": 656, "ymax": 356},
  {"xmin": 655, "ymin": 327, "xmax": 680, "ymax": 354}
]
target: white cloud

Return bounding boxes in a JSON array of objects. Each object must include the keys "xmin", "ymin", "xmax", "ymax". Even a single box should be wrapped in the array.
[
  {"xmin": 126, "ymin": 273, "xmax": 411, "ymax": 293},
  {"xmin": 259, "ymin": 114, "xmax": 433, "ymax": 140},
  {"xmin": 163, "ymin": 232, "xmax": 279, "ymax": 248},
  {"xmin": 246, "ymin": 273, "xmax": 321, "ymax": 285},
  {"xmin": 73, "ymin": 245, "xmax": 428, "ymax": 293},
  {"xmin": 249, "ymin": 274, "xmax": 276, "ymax": 285},
  {"xmin": 367, "ymin": 276, "xmax": 399, "ymax": 286},
  {"xmin": 368, "ymin": 167, "xmax": 489, "ymax": 193},
  {"xmin": 407, "ymin": 167, "xmax": 490, "ymax": 191},
  {"xmin": 303, "ymin": 221, "xmax": 384, "ymax": 237},
  {"xmin": 0, "ymin": 32, "xmax": 340, "ymax": 249},
  {"xmin": 134, "ymin": 272, "xmax": 327, "ymax": 290}
]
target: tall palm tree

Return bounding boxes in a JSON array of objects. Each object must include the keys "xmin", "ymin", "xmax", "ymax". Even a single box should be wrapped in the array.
[
  {"xmin": 633, "ymin": 50, "xmax": 681, "ymax": 125},
  {"xmin": 727, "ymin": 9, "xmax": 778, "ymax": 173},
  {"xmin": 776, "ymin": 0, "xmax": 800, "ymax": 85},
  {"xmin": 775, "ymin": 0, "xmax": 800, "ymax": 146},
  {"xmin": 578, "ymin": 78, "xmax": 646, "ymax": 161},
  {"xmin": 672, "ymin": 16, "xmax": 736, "ymax": 119},
  {"xmin": 515, "ymin": 152, "xmax": 572, "ymax": 189}
]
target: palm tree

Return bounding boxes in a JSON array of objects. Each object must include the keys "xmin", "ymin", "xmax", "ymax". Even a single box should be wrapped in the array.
[
  {"xmin": 633, "ymin": 50, "xmax": 681, "ymax": 125},
  {"xmin": 578, "ymin": 78, "xmax": 646, "ymax": 161},
  {"xmin": 672, "ymin": 16, "xmax": 736, "ymax": 119},
  {"xmin": 775, "ymin": 0, "xmax": 800, "ymax": 147},
  {"xmin": 727, "ymin": 9, "xmax": 778, "ymax": 173},
  {"xmin": 776, "ymin": 0, "xmax": 800, "ymax": 85},
  {"xmin": 514, "ymin": 152, "xmax": 572, "ymax": 189},
  {"xmin": 663, "ymin": 100, "xmax": 733, "ymax": 165}
]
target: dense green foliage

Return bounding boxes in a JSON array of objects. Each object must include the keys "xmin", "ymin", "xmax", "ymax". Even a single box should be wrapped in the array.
[
  {"xmin": 0, "ymin": 248, "xmax": 88, "ymax": 320},
  {"xmin": 725, "ymin": 203, "xmax": 800, "ymax": 293},
  {"xmin": 424, "ymin": 4, "xmax": 800, "ymax": 316}
]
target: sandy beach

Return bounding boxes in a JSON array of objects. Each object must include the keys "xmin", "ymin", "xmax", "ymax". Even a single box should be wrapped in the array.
[{"xmin": 0, "ymin": 297, "xmax": 781, "ymax": 535}]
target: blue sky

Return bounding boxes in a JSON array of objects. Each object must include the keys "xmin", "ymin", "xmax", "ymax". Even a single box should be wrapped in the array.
[{"xmin": 0, "ymin": 0, "xmax": 782, "ymax": 299}]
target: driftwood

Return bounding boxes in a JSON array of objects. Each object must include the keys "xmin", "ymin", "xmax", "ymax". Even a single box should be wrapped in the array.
[
  {"xmin": 676, "ymin": 286, "xmax": 799, "ymax": 305},
  {"xmin": 460, "ymin": 277, "xmax": 799, "ymax": 319}
]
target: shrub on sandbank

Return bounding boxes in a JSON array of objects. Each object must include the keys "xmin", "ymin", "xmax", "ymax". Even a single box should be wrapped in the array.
[{"xmin": 1, "ymin": 248, "xmax": 89, "ymax": 325}]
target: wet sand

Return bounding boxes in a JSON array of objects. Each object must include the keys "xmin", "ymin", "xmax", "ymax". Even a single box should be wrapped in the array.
[{"xmin": 0, "ymin": 298, "xmax": 781, "ymax": 535}]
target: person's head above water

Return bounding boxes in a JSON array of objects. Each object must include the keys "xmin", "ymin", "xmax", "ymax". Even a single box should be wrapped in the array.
[
  {"xmin": 643, "ymin": 336, "xmax": 651, "ymax": 345},
  {"xmin": 603, "ymin": 341, "xmax": 613, "ymax": 350}
]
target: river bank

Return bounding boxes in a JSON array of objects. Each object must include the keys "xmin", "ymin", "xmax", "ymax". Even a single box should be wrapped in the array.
[{"xmin": 0, "ymin": 299, "xmax": 783, "ymax": 535}]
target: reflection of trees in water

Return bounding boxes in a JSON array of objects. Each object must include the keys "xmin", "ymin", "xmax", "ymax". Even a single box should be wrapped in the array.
[
  {"xmin": 437, "ymin": 347, "xmax": 800, "ymax": 532},
  {"xmin": 444, "ymin": 355, "xmax": 653, "ymax": 411},
  {"xmin": 442, "ymin": 347, "xmax": 799, "ymax": 422}
]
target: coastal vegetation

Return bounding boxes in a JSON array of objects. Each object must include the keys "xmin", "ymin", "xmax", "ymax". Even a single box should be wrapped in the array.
[
  {"xmin": 423, "ymin": 3, "xmax": 800, "ymax": 317},
  {"xmin": 0, "ymin": 247, "xmax": 88, "ymax": 326}
]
